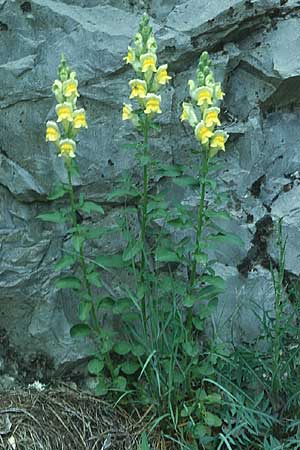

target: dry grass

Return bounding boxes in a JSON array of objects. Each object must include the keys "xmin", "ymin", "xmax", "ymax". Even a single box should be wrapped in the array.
[{"xmin": 0, "ymin": 384, "xmax": 141, "ymax": 450}]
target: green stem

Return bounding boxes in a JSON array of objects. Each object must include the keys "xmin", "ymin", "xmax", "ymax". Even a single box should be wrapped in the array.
[
  {"xmin": 187, "ymin": 147, "xmax": 209, "ymax": 335},
  {"xmin": 66, "ymin": 160, "xmax": 114, "ymax": 378},
  {"xmin": 140, "ymin": 117, "xmax": 149, "ymax": 330}
]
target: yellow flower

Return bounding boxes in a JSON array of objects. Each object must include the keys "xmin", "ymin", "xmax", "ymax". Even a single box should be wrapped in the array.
[
  {"xmin": 122, "ymin": 103, "xmax": 133, "ymax": 120},
  {"xmin": 144, "ymin": 93, "xmax": 162, "ymax": 114},
  {"xmin": 195, "ymin": 86, "xmax": 213, "ymax": 106},
  {"xmin": 59, "ymin": 139, "xmax": 76, "ymax": 158},
  {"xmin": 52, "ymin": 80, "xmax": 64, "ymax": 103},
  {"xmin": 204, "ymin": 107, "xmax": 221, "ymax": 128},
  {"xmin": 210, "ymin": 130, "xmax": 228, "ymax": 151},
  {"xmin": 214, "ymin": 82, "xmax": 225, "ymax": 101},
  {"xmin": 62, "ymin": 79, "xmax": 79, "ymax": 98},
  {"xmin": 73, "ymin": 109, "xmax": 87, "ymax": 129},
  {"xmin": 129, "ymin": 79, "xmax": 147, "ymax": 99},
  {"xmin": 155, "ymin": 64, "xmax": 172, "ymax": 85},
  {"xmin": 140, "ymin": 52, "xmax": 157, "ymax": 73},
  {"xmin": 195, "ymin": 121, "xmax": 213, "ymax": 144},
  {"xmin": 56, "ymin": 103, "xmax": 73, "ymax": 122},
  {"xmin": 188, "ymin": 80, "xmax": 197, "ymax": 100},
  {"xmin": 46, "ymin": 121, "xmax": 60, "ymax": 142},
  {"xmin": 180, "ymin": 102, "xmax": 198, "ymax": 127},
  {"xmin": 146, "ymin": 36, "xmax": 157, "ymax": 53},
  {"xmin": 124, "ymin": 47, "xmax": 135, "ymax": 64}
]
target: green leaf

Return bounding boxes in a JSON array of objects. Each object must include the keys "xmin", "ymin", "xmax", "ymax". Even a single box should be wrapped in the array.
[
  {"xmin": 157, "ymin": 163, "xmax": 184, "ymax": 178},
  {"xmin": 70, "ymin": 323, "xmax": 91, "ymax": 338},
  {"xmin": 80, "ymin": 201, "xmax": 104, "ymax": 215},
  {"xmin": 122, "ymin": 240, "xmax": 143, "ymax": 262},
  {"xmin": 155, "ymin": 247, "xmax": 180, "ymax": 263},
  {"xmin": 198, "ymin": 285, "xmax": 223, "ymax": 301},
  {"xmin": 88, "ymin": 358, "xmax": 104, "ymax": 375},
  {"xmin": 172, "ymin": 176, "xmax": 197, "ymax": 187},
  {"xmin": 94, "ymin": 379, "xmax": 108, "ymax": 396},
  {"xmin": 193, "ymin": 363, "xmax": 215, "ymax": 377},
  {"xmin": 37, "ymin": 211, "xmax": 66, "ymax": 223},
  {"xmin": 121, "ymin": 360, "xmax": 140, "ymax": 375},
  {"xmin": 192, "ymin": 317, "xmax": 204, "ymax": 330},
  {"xmin": 114, "ymin": 341, "xmax": 132, "ymax": 355},
  {"xmin": 47, "ymin": 184, "xmax": 68, "ymax": 200},
  {"xmin": 194, "ymin": 252, "xmax": 208, "ymax": 265},
  {"xmin": 55, "ymin": 276, "xmax": 81, "ymax": 290},
  {"xmin": 54, "ymin": 255, "xmax": 76, "ymax": 271},
  {"xmin": 198, "ymin": 298, "xmax": 218, "ymax": 319},
  {"xmin": 72, "ymin": 234, "xmax": 84, "ymax": 252},
  {"xmin": 183, "ymin": 342, "xmax": 199, "ymax": 357},
  {"xmin": 78, "ymin": 301, "xmax": 92, "ymax": 321},
  {"xmin": 95, "ymin": 254, "xmax": 128, "ymax": 269},
  {"xmin": 138, "ymin": 154, "xmax": 151, "ymax": 166},
  {"xmin": 205, "ymin": 210, "xmax": 231, "ymax": 220},
  {"xmin": 183, "ymin": 295, "xmax": 196, "ymax": 308},
  {"xmin": 208, "ymin": 232, "xmax": 244, "ymax": 248},
  {"xmin": 140, "ymin": 432, "xmax": 151, "ymax": 450},
  {"xmin": 201, "ymin": 275, "xmax": 225, "ymax": 290},
  {"xmin": 107, "ymin": 187, "xmax": 140, "ymax": 200},
  {"xmin": 204, "ymin": 412, "xmax": 222, "ymax": 428},
  {"xmin": 204, "ymin": 393, "xmax": 222, "ymax": 404},
  {"xmin": 86, "ymin": 271, "xmax": 102, "ymax": 288},
  {"xmin": 96, "ymin": 296, "xmax": 115, "ymax": 310},
  {"xmin": 193, "ymin": 423, "xmax": 208, "ymax": 439},
  {"xmin": 112, "ymin": 376, "xmax": 127, "ymax": 391},
  {"xmin": 131, "ymin": 344, "xmax": 145, "ymax": 357},
  {"xmin": 113, "ymin": 297, "xmax": 132, "ymax": 314}
]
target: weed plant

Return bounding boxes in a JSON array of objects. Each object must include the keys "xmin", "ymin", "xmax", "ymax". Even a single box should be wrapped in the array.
[{"xmin": 36, "ymin": 13, "xmax": 300, "ymax": 450}]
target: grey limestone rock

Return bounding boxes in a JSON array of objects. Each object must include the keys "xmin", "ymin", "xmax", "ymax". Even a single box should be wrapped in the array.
[{"xmin": 1, "ymin": 0, "xmax": 300, "ymax": 368}]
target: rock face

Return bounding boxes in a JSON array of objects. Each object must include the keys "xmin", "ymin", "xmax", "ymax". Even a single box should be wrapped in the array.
[{"xmin": 1, "ymin": 0, "xmax": 300, "ymax": 367}]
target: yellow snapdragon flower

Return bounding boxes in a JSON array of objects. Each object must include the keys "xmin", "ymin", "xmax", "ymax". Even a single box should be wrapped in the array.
[
  {"xmin": 214, "ymin": 82, "xmax": 225, "ymax": 101},
  {"xmin": 210, "ymin": 130, "xmax": 228, "ymax": 151},
  {"xmin": 140, "ymin": 52, "xmax": 157, "ymax": 73},
  {"xmin": 124, "ymin": 47, "xmax": 135, "ymax": 64},
  {"xmin": 129, "ymin": 79, "xmax": 147, "ymax": 99},
  {"xmin": 195, "ymin": 86, "xmax": 213, "ymax": 106},
  {"xmin": 73, "ymin": 109, "xmax": 87, "ymax": 129},
  {"xmin": 144, "ymin": 93, "xmax": 162, "ymax": 114},
  {"xmin": 204, "ymin": 107, "xmax": 221, "ymax": 128},
  {"xmin": 180, "ymin": 102, "xmax": 198, "ymax": 127},
  {"xmin": 59, "ymin": 139, "xmax": 76, "ymax": 158},
  {"xmin": 56, "ymin": 102, "xmax": 73, "ymax": 122},
  {"xmin": 122, "ymin": 103, "xmax": 133, "ymax": 120},
  {"xmin": 155, "ymin": 65, "xmax": 172, "ymax": 85},
  {"xmin": 195, "ymin": 121, "xmax": 213, "ymax": 144},
  {"xmin": 46, "ymin": 121, "xmax": 60, "ymax": 142},
  {"xmin": 62, "ymin": 79, "xmax": 79, "ymax": 98}
]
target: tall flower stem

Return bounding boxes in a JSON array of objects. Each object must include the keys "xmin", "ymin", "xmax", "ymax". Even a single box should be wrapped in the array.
[
  {"xmin": 187, "ymin": 147, "xmax": 209, "ymax": 335},
  {"xmin": 65, "ymin": 160, "xmax": 114, "ymax": 377},
  {"xmin": 140, "ymin": 116, "xmax": 150, "ymax": 331}
]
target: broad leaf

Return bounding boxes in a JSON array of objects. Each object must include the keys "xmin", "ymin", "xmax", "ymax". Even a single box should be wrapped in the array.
[
  {"xmin": 80, "ymin": 201, "xmax": 104, "ymax": 215},
  {"xmin": 121, "ymin": 360, "xmax": 140, "ymax": 375},
  {"xmin": 37, "ymin": 211, "xmax": 66, "ymax": 224},
  {"xmin": 88, "ymin": 358, "xmax": 104, "ymax": 375},
  {"xmin": 204, "ymin": 412, "xmax": 222, "ymax": 428},
  {"xmin": 55, "ymin": 276, "xmax": 81, "ymax": 290},
  {"xmin": 114, "ymin": 341, "xmax": 132, "ymax": 355},
  {"xmin": 208, "ymin": 232, "xmax": 244, "ymax": 248},
  {"xmin": 172, "ymin": 176, "xmax": 197, "ymax": 187},
  {"xmin": 54, "ymin": 255, "xmax": 76, "ymax": 271},
  {"xmin": 47, "ymin": 184, "xmax": 68, "ymax": 200},
  {"xmin": 78, "ymin": 301, "xmax": 92, "ymax": 321},
  {"xmin": 70, "ymin": 323, "xmax": 90, "ymax": 338},
  {"xmin": 155, "ymin": 247, "xmax": 180, "ymax": 263},
  {"xmin": 122, "ymin": 240, "xmax": 143, "ymax": 262},
  {"xmin": 95, "ymin": 254, "xmax": 128, "ymax": 269}
]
